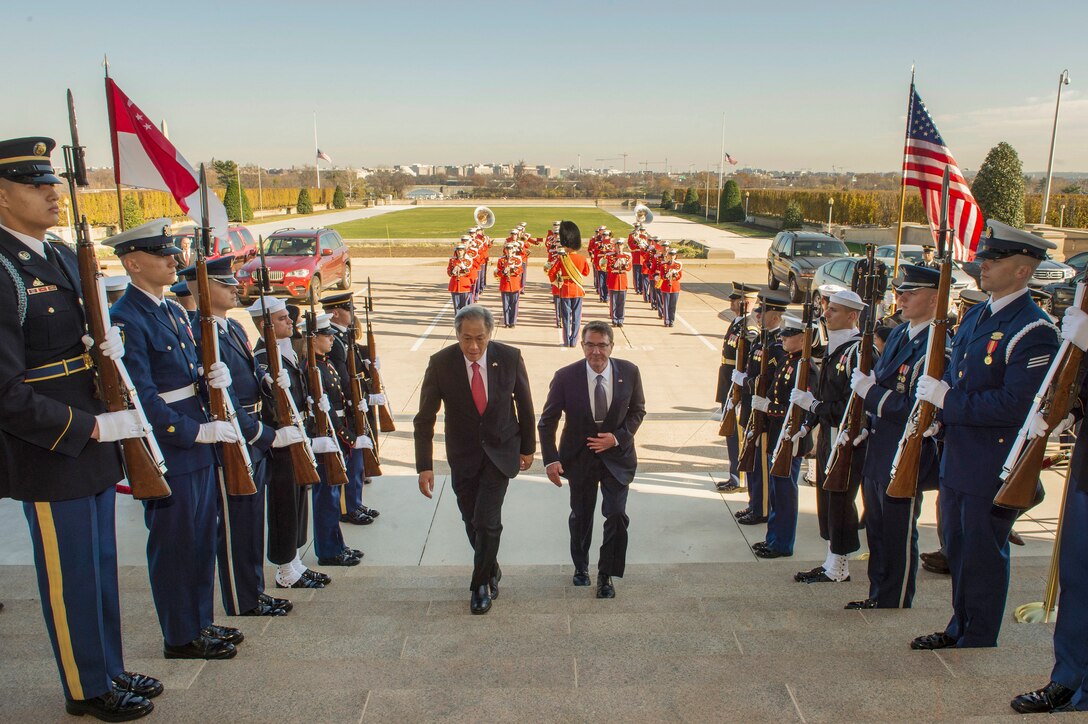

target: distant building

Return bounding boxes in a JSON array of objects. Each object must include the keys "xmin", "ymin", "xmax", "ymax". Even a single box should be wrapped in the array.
[{"xmin": 468, "ymin": 165, "xmax": 493, "ymax": 177}]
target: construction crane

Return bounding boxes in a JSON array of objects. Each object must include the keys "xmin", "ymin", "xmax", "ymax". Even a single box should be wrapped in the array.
[{"xmin": 594, "ymin": 153, "xmax": 629, "ymax": 174}]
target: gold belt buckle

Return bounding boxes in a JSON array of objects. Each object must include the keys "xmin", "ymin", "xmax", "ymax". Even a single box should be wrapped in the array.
[{"xmin": 81, "ymin": 352, "xmax": 93, "ymax": 371}]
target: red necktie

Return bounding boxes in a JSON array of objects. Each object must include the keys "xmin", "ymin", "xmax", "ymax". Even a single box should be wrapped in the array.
[{"xmin": 471, "ymin": 361, "xmax": 487, "ymax": 415}]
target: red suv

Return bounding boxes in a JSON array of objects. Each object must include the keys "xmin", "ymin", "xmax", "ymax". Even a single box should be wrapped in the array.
[
  {"xmin": 170, "ymin": 224, "xmax": 258, "ymax": 269},
  {"xmin": 236, "ymin": 227, "xmax": 352, "ymax": 302}
]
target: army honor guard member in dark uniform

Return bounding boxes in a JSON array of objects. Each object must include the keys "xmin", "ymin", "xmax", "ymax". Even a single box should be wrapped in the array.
[
  {"xmin": 0, "ymin": 137, "xmax": 160, "ymax": 720},
  {"xmin": 715, "ymin": 284, "xmax": 759, "ymax": 492},
  {"xmin": 108, "ymin": 219, "xmax": 245, "ymax": 660},
  {"xmin": 910, "ymin": 221, "xmax": 1060, "ymax": 650}
]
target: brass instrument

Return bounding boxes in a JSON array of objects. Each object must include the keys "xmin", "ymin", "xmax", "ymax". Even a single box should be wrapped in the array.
[
  {"xmin": 665, "ymin": 261, "xmax": 683, "ymax": 280},
  {"xmin": 473, "ymin": 205, "xmax": 496, "ymax": 229},
  {"xmin": 634, "ymin": 203, "xmax": 654, "ymax": 225},
  {"xmin": 495, "ymin": 254, "xmax": 523, "ymax": 278}
]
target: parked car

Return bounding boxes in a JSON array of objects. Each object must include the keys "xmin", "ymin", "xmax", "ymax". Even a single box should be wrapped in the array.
[
  {"xmin": 960, "ymin": 254, "xmax": 1074, "ymax": 289},
  {"xmin": 170, "ymin": 224, "xmax": 259, "ymax": 269},
  {"xmin": 810, "ymin": 257, "xmax": 861, "ymax": 301},
  {"xmin": 1041, "ymin": 270, "xmax": 1082, "ymax": 318},
  {"xmin": 873, "ymin": 245, "xmax": 977, "ymax": 296},
  {"xmin": 767, "ymin": 231, "xmax": 851, "ymax": 302},
  {"xmin": 1062, "ymin": 251, "xmax": 1088, "ymax": 274},
  {"xmin": 236, "ymin": 227, "xmax": 351, "ymax": 302}
]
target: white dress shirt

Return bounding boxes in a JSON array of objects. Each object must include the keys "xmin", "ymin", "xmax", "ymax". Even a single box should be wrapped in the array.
[
  {"xmin": 465, "ymin": 349, "xmax": 488, "ymax": 400},
  {"xmin": 586, "ymin": 360, "xmax": 613, "ymax": 419},
  {"xmin": 986, "ymin": 286, "xmax": 1030, "ymax": 315},
  {"xmin": 0, "ymin": 223, "xmax": 46, "ymax": 258}
]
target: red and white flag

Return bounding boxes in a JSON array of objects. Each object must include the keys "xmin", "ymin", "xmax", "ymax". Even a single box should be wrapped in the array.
[
  {"xmin": 106, "ymin": 77, "xmax": 228, "ymax": 242},
  {"xmin": 725, "ymin": 153, "xmax": 738, "ymax": 166},
  {"xmin": 316, "ymin": 148, "xmax": 331, "ymax": 163}
]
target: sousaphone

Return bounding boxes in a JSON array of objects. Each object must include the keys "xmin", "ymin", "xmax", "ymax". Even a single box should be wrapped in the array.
[
  {"xmin": 633, "ymin": 203, "xmax": 654, "ymax": 225},
  {"xmin": 473, "ymin": 205, "xmax": 496, "ymax": 229}
]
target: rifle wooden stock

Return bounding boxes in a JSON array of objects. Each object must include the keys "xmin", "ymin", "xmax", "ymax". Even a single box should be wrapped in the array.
[
  {"xmin": 770, "ymin": 323, "xmax": 814, "ymax": 477},
  {"xmin": 306, "ymin": 310, "xmax": 349, "ymax": 486},
  {"xmin": 825, "ymin": 287, "xmax": 878, "ymax": 492},
  {"xmin": 260, "ymin": 314, "xmax": 320, "ymax": 486},
  {"xmin": 347, "ymin": 317, "xmax": 382, "ymax": 478},
  {"xmin": 738, "ymin": 325, "xmax": 771, "ymax": 472}
]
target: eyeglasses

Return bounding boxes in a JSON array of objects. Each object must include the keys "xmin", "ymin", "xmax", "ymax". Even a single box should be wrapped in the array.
[{"xmin": 581, "ymin": 342, "xmax": 612, "ymax": 351}]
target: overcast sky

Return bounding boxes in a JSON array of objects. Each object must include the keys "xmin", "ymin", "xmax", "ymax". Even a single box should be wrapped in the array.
[{"xmin": 6, "ymin": 0, "xmax": 1086, "ymax": 174}]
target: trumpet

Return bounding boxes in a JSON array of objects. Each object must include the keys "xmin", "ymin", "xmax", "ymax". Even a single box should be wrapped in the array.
[
  {"xmin": 612, "ymin": 255, "xmax": 632, "ymax": 272},
  {"xmin": 495, "ymin": 255, "xmax": 523, "ymax": 278},
  {"xmin": 665, "ymin": 261, "xmax": 682, "ymax": 280}
]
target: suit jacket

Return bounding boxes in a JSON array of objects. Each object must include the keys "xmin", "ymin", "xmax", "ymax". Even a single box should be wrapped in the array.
[
  {"xmin": 414, "ymin": 340, "xmax": 535, "ymax": 479},
  {"xmin": 538, "ymin": 358, "xmax": 646, "ymax": 485}
]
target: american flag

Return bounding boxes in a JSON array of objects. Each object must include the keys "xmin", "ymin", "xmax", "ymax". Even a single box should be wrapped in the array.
[
  {"xmin": 904, "ymin": 86, "xmax": 982, "ymax": 261},
  {"xmin": 725, "ymin": 153, "xmax": 738, "ymax": 166},
  {"xmin": 316, "ymin": 148, "xmax": 332, "ymax": 163}
]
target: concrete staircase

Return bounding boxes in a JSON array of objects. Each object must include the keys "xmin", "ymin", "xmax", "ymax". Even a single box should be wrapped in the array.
[{"xmin": 0, "ymin": 557, "xmax": 1074, "ymax": 722}]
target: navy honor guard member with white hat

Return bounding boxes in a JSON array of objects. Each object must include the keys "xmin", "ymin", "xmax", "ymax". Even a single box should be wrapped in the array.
[
  {"xmin": 107, "ymin": 218, "xmax": 248, "ymax": 661},
  {"xmin": 0, "ymin": 137, "xmax": 161, "ymax": 720},
  {"xmin": 909, "ymin": 220, "xmax": 1060, "ymax": 650}
]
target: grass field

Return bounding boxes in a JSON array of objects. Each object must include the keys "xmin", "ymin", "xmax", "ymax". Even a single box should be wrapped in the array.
[
  {"xmin": 658, "ymin": 210, "xmax": 775, "ymax": 238},
  {"xmin": 331, "ymin": 207, "xmax": 633, "ymax": 239}
]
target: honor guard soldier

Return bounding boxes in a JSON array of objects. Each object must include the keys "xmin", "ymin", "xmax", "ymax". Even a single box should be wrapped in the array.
[
  {"xmin": 181, "ymin": 257, "xmax": 296, "ymax": 617},
  {"xmin": 919, "ymin": 245, "xmax": 941, "ymax": 270},
  {"xmin": 108, "ymin": 219, "xmax": 245, "ymax": 661},
  {"xmin": 321, "ymin": 291, "xmax": 383, "ymax": 524},
  {"xmin": 852, "ymin": 248, "xmax": 888, "ymax": 327},
  {"xmin": 495, "ymin": 244, "xmax": 524, "ymax": 327},
  {"xmin": 846, "ymin": 265, "xmax": 943, "ymax": 610},
  {"xmin": 660, "ymin": 248, "xmax": 683, "ymax": 327},
  {"xmin": 447, "ymin": 241, "xmax": 473, "ymax": 311},
  {"xmin": 249, "ymin": 299, "xmax": 331, "ymax": 590},
  {"xmin": 910, "ymin": 221, "xmax": 1060, "ymax": 650},
  {"xmin": 789, "ymin": 289, "xmax": 866, "ymax": 583},
  {"xmin": 715, "ymin": 283, "xmax": 759, "ymax": 492},
  {"xmin": 0, "ymin": 137, "xmax": 159, "ymax": 720}
]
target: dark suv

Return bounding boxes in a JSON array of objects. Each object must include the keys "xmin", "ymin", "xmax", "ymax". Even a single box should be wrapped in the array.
[
  {"xmin": 767, "ymin": 231, "xmax": 851, "ymax": 302},
  {"xmin": 236, "ymin": 228, "xmax": 352, "ymax": 302}
]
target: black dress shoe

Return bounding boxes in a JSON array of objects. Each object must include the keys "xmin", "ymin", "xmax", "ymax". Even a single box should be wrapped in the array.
[
  {"xmin": 733, "ymin": 507, "xmax": 752, "ymax": 519},
  {"xmin": 112, "ymin": 671, "xmax": 163, "ymax": 699},
  {"xmin": 239, "ymin": 599, "xmax": 288, "ymax": 616},
  {"xmin": 258, "ymin": 592, "xmax": 293, "ymax": 613},
  {"xmin": 358, "ymin": 505, "xmax": 380, "ymax": 518},
  {"xmin": 910, "ymin": 631, "xmax": 958, "ymax": 650},
  {"xmin": 596, "ymin": 575, "xmax": 616, "ymax": 599},
  {"xmin": 303, "ymin": 569, "xmax": 332, "ymax": 585},
  {"xmin": 921, "ymin": 553, "xmax": 950, "ymax": 575},
  {"xmin": 201, "ymin": 624, "xmax": 244, "ymax": 645},
  {"xmin": 799, "ymin": 571, "xmax": 850, "ymax": 584},
  {"xmin": 716, "ymin": 481, "xmax": 742, "ymax": 492},
  {"xmin": 489, "ymin": 564, "xmax": 502, "ymax": 599},
  {"xmin": 66, "ymin": 689, "xmax": 153, "ymax": 722},
  {"xmin": 345, "ymin": 547, "xmax": 364, "ymax": 559},
  {"xmin": 737, "ymin": 513, "xmax": 768, "ymax": 525},
  {"xmin": 845, "ymin": 598, "xmax": 877, "ymax": 610},
  {"xmin": 163, "ymin": 635, "xmax": 237, "ymax": 660},
  {"xmin": 794, "ymin": 565, "xmax": 823, "ymax": 582},
  {"xmin": 573, "ymin": 569, "xmax": 592, "ymax": 586},
  {"xmin": 276, "ymin": 574, "xmax": 324, "ymax": 589},
  {"xmin": 340, "ymin": 509, "xmax": 373, "ymax": 525},
  {"xmin": 1010, "ymin": 682, "xmax": 1075, "ymax": 714},
  {"xmin": 754, "ymin": 546, "xmax": 790, "ymax": 559},
  {"xmin": 470, "ymin": 585, "xmax": 492, "ymax": 615},
  {"xmin": 752, "ymin": 541, "xmax": 770, "ymax": 551},
  {"xmin": 318, "ymin": 550, "xmax": 362, "ymax": 566}
]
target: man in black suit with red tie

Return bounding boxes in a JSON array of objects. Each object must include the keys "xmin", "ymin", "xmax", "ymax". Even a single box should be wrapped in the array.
[
  {"xmin": 414, "ymin": 304, "xmax": 536, "ymax": 615},
  {"xmin": 539, "ymin": 320, "xmax": 646, "ymax": 598}
]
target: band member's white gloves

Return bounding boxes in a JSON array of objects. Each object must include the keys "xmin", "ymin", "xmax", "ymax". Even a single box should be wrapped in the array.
[
  {"xmin": 196, "ymin": 421, "xmax": 240, "ymax": 444},
  {"xmin": 789, "ymin": 388, "xmax": 818, "ymax": 413},
  {"xmin": 752, "ymin": 395, "xmax": 770, "ymax": 413},
  {"xmin": 731, "ymin": 370, "xmax": 748, "ymax": 387},
  {"xmin": 368, "ymin": 393, "xmax": 387, "ymax": 406},
  {"xmin": 356, "ymin": 397, "xmax": 369, "ymax": 413},
  {"xmin": 353, "ymin": 435, "xmax": 374, "ymax": 450},
  {"xmin": 95, "ymin": 410, "xmax": 151, "ymax": 442},
  {"xmin": 1061, "ymin": 307, "xmax": 1088, "ymax": 352},
  {"xmin": 850, "ymin": 369, "xmax": 876, "ymax": 399},
  {"xmin": 916, "ymin": 375, "xmax": 949, "ymax": 409},
  {"xmin": 310, "ymin": 436, "xmax": 338, "ymax": 454},
  {"xmin": 1025, "ymin": 412, "xmax": 1074, "ymax": 439},
  {"xmin": 272, "ymin": 426, "xmax": 305, "ymax": 448},
  {"xmin": 83, "ymin": 326, "xmax": 126, "ymax": 360},
  {"xmin": 206, "ymin": 361, "xmax": 232, "ymax": 390}
]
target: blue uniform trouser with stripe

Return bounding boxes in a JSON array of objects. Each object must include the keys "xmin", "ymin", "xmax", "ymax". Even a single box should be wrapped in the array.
[
  {"xmin": 940, "ymin": 484, "xmax": 1017, "ymax": 647},
  {"xmin": 312, "ymin": 463, "xmax": 346, "ymax": 560},
  {"xmin": 341, "ymin": 447, "xmax": 366, "ymax": 515},
  {"xmin": 451, "ymin": 292, "xmax": 469, "ymax": 311},
  {"xmin": 663, "ymin": 291, "xmax": 679, "ymax": 325},
  {"xmin": 216, "ymin": 457, "xmax": 268, "ymax": 616},
  {"xmin": 725, "ymin": 432, "xmax": 740, "ymax": 486},
  {"xmin": 633, "ymin": 266, "xmax": 644, "ymax": 294},
  {"xmin": 862, "ymin": 475, "xmax": 924, "ymax": 607},
  {"xmin": 501, "ymin": 291, "xmax": 520, "ymax": 326},
  {"xmin": 765, "ymin": 458, "xmax": 801, "ymax": 555},
  {"xmin": 24, "ymin": 486, "xmax": 122, "ymax": 701},
  {"xmin": 1052, "ymin": 486, "xmax": 1088, "ymax": 709},
  {"xmin": 145, "ymin": 466, "xmax": 217, "ymax": 646},
  {"xmin": 609, "ymin": 290, "xmax": 626, "ymax": 325},
  {"xmin": 558, "ymin": 297, "xmax": 583, "ymax": 347}
]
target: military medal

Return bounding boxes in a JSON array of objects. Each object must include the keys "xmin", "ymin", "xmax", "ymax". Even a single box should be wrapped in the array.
[
  {"xmin": 984, "ymin": 332, "xmax": 1003, "ymax": 366},
  {"xmin": 896, "ymin": 363, "xmax": 910, "ymax": 393}
]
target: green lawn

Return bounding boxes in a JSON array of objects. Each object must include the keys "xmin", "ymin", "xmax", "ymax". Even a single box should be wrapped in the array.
[
  {"xmin": 659, "ymin": 210, "xmax": 775, "ymax": 237},
  {"xmin": 331, "ymin": 207, "xmax": 633, "ymax": 239}
]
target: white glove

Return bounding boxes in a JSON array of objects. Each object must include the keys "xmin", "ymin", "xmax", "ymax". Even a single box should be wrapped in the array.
[
  {"xmin": 368, "ymin": 393, "xmax": 387, "ymax": 406},
  {"xmin": 852, "ymin": 428, "xmax": 869, "ymax": 446},
  {"xmin": 356, "ymin": 397, "xmax": 369, "ymax": 414},
  {"xmin": 916, "ymin": 375, "xmax": 949, "ymax": 409},
  {"xmin": 310, "ymin": 436, "xmax": 338, "ymax": 454},
  {"xmin": 789, "ymin": 388, "xmax": 818, "ymax": 413},
  {"xmin": 731, "ymin": 370, "xmax": 748, "ymax": 387},
  {"xmin": 95, "ymin": 410, "xmax": 150, "ymax": 443},
  {"xmin": 206, "ymin": 361, "xmax": 232, "ymax": 390},
  {"xmin": 790, "ymin": 425, "xmax": 809, "ymax": 443},
  {"xmin": 196, "ymin": 421, "xmax": 240, "ymax": 444},
  {"xmin": 364, "ymin": 356, "xmax": 381, "ymax": 371},
  {"xmin": 922, "ymin": 421, "xmax": 941, "ymax": 438},
  {"xmin": 272, "ymin": 426, "xmax": 305, "ymax": 448},
  {"xmin": 353, "ymin": 435, "xmax": 374, "ymax": 450},
  {"xmin": 1061, "ymin": 307, "xmax": 1088, "ymax": 352},
  {"xmin": 752, "ymin": 395, "xmax": 770, "ymax": 413},
  {"xmin": 275, "ymin": 368, "xmax": 291, "ymax": 390},
  {"xmin": 1026, "ymin": 412, "xmax": 1074, "ymax": 440},
  {"xmin": 83, "ymin": 326, "xmax": 125, "ymax": 360},
  {"xmin": 318, "ymin": 394, "xmax": 331, "ymax": 413},
  {"xmin": 851, "ymin": 369, "xmax": 876, "ymax": 400}
]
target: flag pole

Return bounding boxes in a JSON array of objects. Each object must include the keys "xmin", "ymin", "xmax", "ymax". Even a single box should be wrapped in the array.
[
  {"xmin": 313, "ymin": 112, "xmax": 321, "ymax": 190},
  {"xmin": 236, "ymin": 165, "xmax": 244, "ymax": 223},
  {"xmin": 892, "ymin": 65, "xmax": 917, "ymax": 283},
  {"xmin": 717, "ymin": 112, "xmax": 726, "ymax": 222},
  {"xmin": 104, "ymin": 55, "xmax": 126, "ymax": 231}
]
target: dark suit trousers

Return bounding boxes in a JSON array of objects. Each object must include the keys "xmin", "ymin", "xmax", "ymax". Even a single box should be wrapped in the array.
[
  {"xmin": 451, "ymin": 455, "xmax": 510, "ymax": 590},
  {"xmin": 815, "ymin": 434, "xmax": 864, "ymax": 555},
  {"xmin": 568, "ymin": 458, "xmax": 630, "ymax": 577},
  {"xmin": 266, "ymin": 460, "xmax": 309, "ymax": 565}
]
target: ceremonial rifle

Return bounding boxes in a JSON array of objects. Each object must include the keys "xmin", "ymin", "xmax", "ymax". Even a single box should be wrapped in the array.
[
  {"xmin": 63, "ymin": 90, "xmax": 171, "ymax": 501},
  {"xmin": 365, "ymin": 278, "xmax": 395, "ymax": 432},
  {"xmin": 347, "ymin": 311, "xmax": 382, "ymax": 478},
  {"xmin": 738, "ymin": 308, "xmax": 771, "ymax": 472},
  {"xmin": 255, "ymin": 236, "xmax": 319, "ymax": 485},
  {"xmin": 823, "ymin": 243, "xmax": 880, "ymax": 492},
  {"xmin": 769, "ymin": 292, "xmax": 815, "ymax": 476},
  {"xmin": 886, "ymin": 166, "xmax": 953, "ymax": 499},
  {"xmin": 195, "ymin": 165, "xmax": 255, "ymax": 495},
  {"xmin": 995, "ymin": 280, "xmax": 1087, "ymax": 509},
  {"xmin": 306, "ymin": 286, "xmax": 349, "ymax": 485},
  {"xmin": 718, "ymin": 291, "xmax": 749, "ymax": 438}
]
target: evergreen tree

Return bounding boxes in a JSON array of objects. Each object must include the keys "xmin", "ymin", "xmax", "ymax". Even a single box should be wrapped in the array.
[
  {"xmin": 223, "ymin": 176, "xmax": 253, "ymax": 222},
  {"xmin": 212, "ymin": 159, "xmax": 238, "ymax": 188},
  {"xmin": 972, "ymin": 141, "xmax": 1026, "ymax": 228},
  {"xmin": 660, "ymin": 189, "xmax": 673, "ymax": 210},
  {"xmin": 296, "ymin": 187, "xmax": 314, "ymax": 215},
  {"xmin": 332, "ymin": 184, "xmax": 347, "ymax": 209},
  {"xmin": 783, "ymin": 200, "xmax": 803, "ymax": 230},
  {"xmin": 120, "ymin": 194, "xmax": 144, "ymax": 230},
  {"xmin": 682, "ymin": 187, "xmax": 701, "ymax": 214},
  {"xmin": 719, "ymin": 180, "xmax": 744, "ymax": 221}
]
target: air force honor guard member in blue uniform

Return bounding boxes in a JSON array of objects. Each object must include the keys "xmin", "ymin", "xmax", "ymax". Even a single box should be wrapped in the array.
[
  {"xmin": 0, "ymin": 138, "xmax": 160, "ymax": 720},
  {"xmin": 108, "ymin": 219, "xmax": 246, "ymax": 660},
  {"xmin": 910, "ymin": 221, "xmax": 1060, "ymax": 650},
  {"xmin": 181, "ymin": 257, "xmax": 299, "ymax": 617}
]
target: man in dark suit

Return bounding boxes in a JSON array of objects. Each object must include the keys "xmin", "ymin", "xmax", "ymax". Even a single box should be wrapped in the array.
[
  {"xmin": 538, "ymin": 320, "xmax": 647, "ymax": 598},
  {"xmin": 414, "ymin": 304, "xmax": 536, "ymax": 615}
]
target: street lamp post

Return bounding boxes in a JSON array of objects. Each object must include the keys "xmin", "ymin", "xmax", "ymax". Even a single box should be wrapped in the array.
[
  {"xmin": 1040, "ymin": 69, "xmax": 1070, "ymax": 225},
  {"xmin": 744, "ymin": 191, "xmax": 750, "ymax": 220},
  {"xmin": 827, "ymin": 197, "xmax": 834, "ymax": 234},
  {"xmin": 1060, "ymin": 204, "xmax": 1066, "ymax": 228}
]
